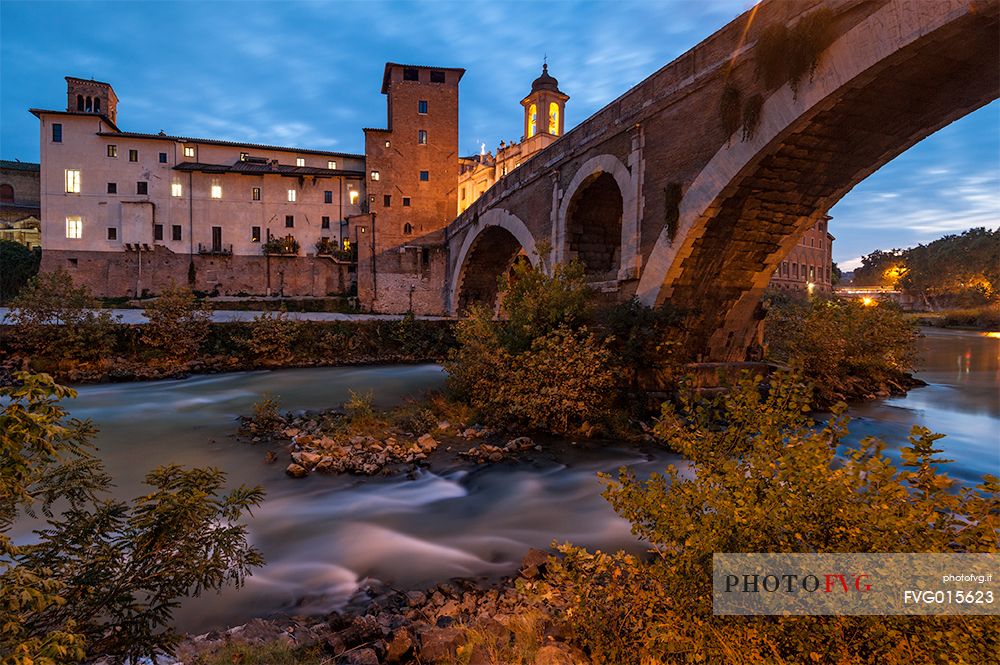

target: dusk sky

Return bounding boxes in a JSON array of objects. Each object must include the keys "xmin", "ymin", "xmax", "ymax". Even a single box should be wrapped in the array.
[{"xmin": 2, "ymin": 0, "xmax": 996, "ymax": 270}]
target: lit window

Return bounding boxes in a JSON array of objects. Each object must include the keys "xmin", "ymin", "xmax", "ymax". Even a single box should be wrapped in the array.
[
  {"xmin": 528, "ymin": 103, "xmax": 537, "ymax": 137},
  {"xmin": 385, "ymin": 140, "xmax": 390, "ymax": 148},
  {"xmin": 287, "ymin": 189, "xmax": 297, "ymax": 202},
  {"xmin": 65, "ymin": 169, "xmax": 81, "ymax": 193},
  {"xmin": 52, "ymin": 123, "xmax": 62, "ymax": 143},
  {"xmin": 548, "ymin": 102, "xmax": 559, "ymax": 135},
  {"xmin": 240, "ymin": 152, "xmax": 249, "ymax": 161},
  {"xmin": 327, "ymin": 160, "xmax": 336, "ymax": 169},
  {"xmin": 65, "ymin": 216, "xmax": 82, "ymax": 239},
  {"xmin": 418, "ymin": 130, "xmax": 427, "ymax": 145},
  {"xmin": 371, "ymin": 171, "xmax": 380, "ymax": 181},
  {"xmin": 418, "ymin": 100, "xmax": 428, "ymax": 114},
  {"xmin": 343, "ymin": 239, "xmax": 351, "ymax": 251},
  {"xmin": 460, "ymin": 187, "xmax": 465, "ymax": 201},
  {"xmin": 349, "ymin": 190, "xmax": 360, "ymax": 205},
  {"xmin": 419, "ymin": 170, "xmax": 429, "ymax": 181},
  {"xmin": 107, "ymin": 145, "xmax": 117, "ymax": 157},
  {"xmin": 184, "ymin": 146, "xmax": 195, "ymax": 158},
  {"xmin": 296, "ymin": 157, "xmax": 305, "ymax": 167},
  {"xmin": 129, "ymin": 149, "xmax": 138, "ymax": 162},
  {"xmin": 211, "ymin": 180, "xmax": 222, "ymax": 199},
  {"xmin": 251, "ymin": 226, "xmax": 261, "ymax": 242},
  {"xmin": 171, "ymin": 182, "xmax": 182, "ymax": 197},
  {"xmin": 252, "ymin": 187, "xmax": 261, "ymax": 201}
]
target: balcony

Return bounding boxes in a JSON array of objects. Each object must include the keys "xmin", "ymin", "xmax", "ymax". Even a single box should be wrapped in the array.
[
  {"xmin": 198, "ymin": 243, "xmax": 232, "ymax": 255},
  {"xmin": 263, "ymin": 235, "xmax": 299, "ymax": 256},
  {"xmin": 316, "ymin": 238, "xmax": 356, "ymax": 263}
]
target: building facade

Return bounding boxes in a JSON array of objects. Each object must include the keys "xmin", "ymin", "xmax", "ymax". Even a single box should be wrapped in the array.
[
  {"xmin": 31, "ymin": 77, "xmax": 365, "ymax": 297},
  {"xmin": 769, "ymin": 216, "xmax": 835, "ymax": 293},
  {"xmin": 0, "ymin": 160, "xmax": 42, "ymax": 249}
]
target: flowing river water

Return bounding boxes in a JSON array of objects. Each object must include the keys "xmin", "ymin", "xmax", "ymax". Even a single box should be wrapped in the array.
[{"xmin": 12, "ymin": 328, "xmax": 1000, "ymax": 632}]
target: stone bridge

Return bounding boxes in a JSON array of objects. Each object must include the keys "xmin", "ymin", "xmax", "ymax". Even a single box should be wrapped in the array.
[{"xmin": 442, "ymin": 0, "xmax": 999, "ymax": 361}]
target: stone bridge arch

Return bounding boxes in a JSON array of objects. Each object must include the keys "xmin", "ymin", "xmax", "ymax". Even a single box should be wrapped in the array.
[
  {"xmin": 449, "ymin": 208, "xmax": 541, "ymax": 315},
  {"xmin": 556, "ymin": 154, "xmax": 638, "ymax": 281},
  {"xmin": 636, "ymin": 0, "xmax": 998, "ymax": 361}
]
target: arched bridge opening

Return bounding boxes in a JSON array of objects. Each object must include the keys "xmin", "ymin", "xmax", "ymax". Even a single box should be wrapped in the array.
[
  {"xmin": 566, "ymin": 171, "xmax": 623, "ymax": 280},
  {"xmin": 455, "ymin": 225, "xmax": 529, "ymax": 314}
]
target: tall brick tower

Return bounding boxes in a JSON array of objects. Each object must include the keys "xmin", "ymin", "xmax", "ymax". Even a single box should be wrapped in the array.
[
  {"xmin": 66, "ymin": 76, "xmax": 119, "ymax": 124},
  {"xmin": 364, "ymin": 63, "xmax": 464, "ymax": 250}
]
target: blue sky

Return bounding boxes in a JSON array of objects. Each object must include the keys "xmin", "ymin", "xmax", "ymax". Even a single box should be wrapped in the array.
[{"xmin": 2, "ymin": 0, "xmax": 996, "ymax": 269}]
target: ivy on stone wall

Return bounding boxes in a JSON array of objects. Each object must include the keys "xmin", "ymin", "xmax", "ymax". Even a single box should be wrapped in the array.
[
  {"xmin": 663, "ymin": 183, "xmax": 683, "ymax": 242},
  {"xmin": 741, "ymin": 94, "xmax": 763, "ymax": 141},
  {"xmin": 719, "ymin": 83, "xmax": 742, "ymax": 140},
  {"xmin": 755, "ymin": 7, "xmax": 835, "ymax": 96}
]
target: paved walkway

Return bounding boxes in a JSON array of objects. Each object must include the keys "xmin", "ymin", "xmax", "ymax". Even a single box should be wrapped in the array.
[{"xmin": 0, "ymin": 307, "xmax": 451, "ymax": 325}]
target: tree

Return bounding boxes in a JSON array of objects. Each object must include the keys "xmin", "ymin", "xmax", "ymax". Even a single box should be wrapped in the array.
[
  {"xmin": 0, "ymin": 240, "xmax": 41, "ymax": 303},
  {"xmin": 1, "ymin": 373, "xmax": 265, "ymax": 664},
  {"xmin": 140, "ymin": 285, "xmax": 212, "ymax": 361},
  {"xmin": 7, "ymin": 268, "xmax": 118, "ymax": 361},
  {"xmin": 535, "ymin": 372, "xmax": 999, "ymax": 664}
]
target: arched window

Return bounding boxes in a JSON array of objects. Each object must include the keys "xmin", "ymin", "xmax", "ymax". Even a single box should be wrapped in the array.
[
  {"xmin": 77, "ymin": 94, "xmax": 84, "ymax": 111},
  {"xmin": 548, "ymin": 102, "xmax": 559, "ymax": 135},
  {"xmin": 85, "ymin": 96, "xmax": 92, "ymax": 112},
  {"xmin": 528, "ymin": 103, "xmax": 537, "ymax": 137},
  {"xmin": 0, "ymin": 184, "xmax": 14, "ymax": 202},
  {"xmin": 94, "ymin": 98, "xmax": 101, "ymax": 113},
  {"xmin": 403, "ymin": 223, "xmax": 413, "ymax": 235}
]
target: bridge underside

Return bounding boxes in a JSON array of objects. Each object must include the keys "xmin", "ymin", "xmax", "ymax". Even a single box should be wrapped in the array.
[
  {"xmin": 666, "ymin": 7, "xmax": 1000, "ymax": 361},
  {"xmin": 456, "ymin": 225, "xmax": 525, "ymax": 313}
]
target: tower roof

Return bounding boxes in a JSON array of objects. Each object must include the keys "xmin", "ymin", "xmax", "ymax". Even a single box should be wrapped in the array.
[{"xmin": 530, "ymin": 64, "xmax": 561, "ymax": 93}]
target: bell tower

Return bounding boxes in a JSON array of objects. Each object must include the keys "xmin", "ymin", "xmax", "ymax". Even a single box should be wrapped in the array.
[
  {"xmin": 66, "ymin": 76, "xmax": 119, "ymax": 125},
  {"xmin": 520, "ymin": 63, "xmax": 569, "ymax": 152}
]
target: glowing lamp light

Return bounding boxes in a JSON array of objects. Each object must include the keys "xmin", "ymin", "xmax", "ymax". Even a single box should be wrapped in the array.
[
  {"xmin": 807, "ymin": 282, "xmax": 815, "ymax": 295},
  {"xmin": 985, "ymin": 332, "xmax": 1000, "ymax": 339},
  {"xmin": 861, "ymin": 296, "xmax": 876, "ymax": 307}
]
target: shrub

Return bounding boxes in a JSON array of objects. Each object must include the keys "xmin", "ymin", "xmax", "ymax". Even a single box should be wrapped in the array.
[
  {"xmin": 0, "ymin": 240, "xmax": 41, "ymax": 303},
  {"xmin": 764, "ymin": 293, "xmax": 918, "ymax": 404},
  {"xmin": 243, "ymin": 309, "xmax": 302, "ymax": 364},
  {"xmin": 499, "ymin": 259, "xmax": 590, "ymax": 354},
  {"xmin": 1, "ymin": 372, "xmax": 265, "ymax": 664},
  {"xmin": 247, "ymin": 393, "xmax": 284, "ymax": 435},
  {"xmin": 140, "ymin": 285, "xmax": 212, "ymax": 361},
  {"xmin": 533, "ymin": 371, "xmax": 999, "ymax": 664},
  {"xmin": 7, "ymin": 268, "xmax": 117, "ymax": 361}
]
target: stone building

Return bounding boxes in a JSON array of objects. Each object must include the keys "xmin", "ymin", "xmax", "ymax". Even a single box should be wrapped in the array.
[
  {"xmin": 0, "ymin": 160, "xmax": 42, "ymax": 249},
  {"xmin": 31, "ymin": 77, "xmax": 366, "ymax": 297},
  {"xmin": 769, "ymin": 215, "xmax": 835, "ymax": 293}
]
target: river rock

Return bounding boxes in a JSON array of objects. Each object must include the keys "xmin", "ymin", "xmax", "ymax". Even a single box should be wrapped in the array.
[
  {"xmin": 417, "ymin": 433, "xmax": 438, "ymax": 451},
  {"xmin": 506, "ymin": 436, "xmax": 534, "ymax": 451},
  {"xmin": 405, "ymin": 590, "xmax": 427, "ymax": 607},
  {"xmin": 386, "ymin": 628, "xmax": 414, "ymax": 662},
  {"xmin": 437, "ymin": 420, "xmax": 451, "ymax": 431},
  {"xmin": 534, "ymin": 643, "xmax": 589, "ymax": 665},
  {"xmin": 291, "ymin": 451, "xmax": 322, "ymax": 467},
  {"xmin": 282, "ymin": 427, "xmax": 301, "ymax": 438},
  {"xmin": 285, "ymin": 463, "xmax": 308, "ymax": 478},
  {"xmin": 419, "ymin": 626, "xmax": 465, "ymax": 662},
  {"xmin": 344, "ymin": 647, "xmax": 380, "ymax": 665}
]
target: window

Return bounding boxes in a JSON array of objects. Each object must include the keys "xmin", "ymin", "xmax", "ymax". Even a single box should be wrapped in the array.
[
  {"xmin": 418, "ymin": 100, "xmax": 428, "ymax": 114},
  {"xmin": 430, "ymin": 70, "xmax": 445, "ymax": 83},
  {"xmin": 137, "ymin": 181, "xmax": 148, "ymax": 195},
  {"xmin": 107, "ymin": 182, "xmax": 117, "ymax": 194},
  {"xmin": 251, "ymin": 226, "xmax": 261, "ymax": 242},
  {"xmin": 107, "ymin": 227, "xmax": 117, "ymax": 241},
  {"xmin": 296, "ymin": 157, "xmax": 305, "ymax": 167},
  {"xmin": 159, "ymin": 152, "xmax": 167, "ymax": 163},
  {"xmin": 460, "ymin": 187, "xmax": 465, "ymax": 201},
  {"xmin": 52, "ymin": 123, "xmax": 62, "ymax": 143},
  {"xmin": 128, "ymin": 149, "xmax": 138, "ymax": 162},
  {"xmin": 324, "ymin": 190, "xmax": 333, "ymax": 204},
  {"xmin": 171, "ymin": 181, "xmax": 182, "ymax": 197},
  {"xmin": 107, "ymin": 145, "xmax": 117, "ymax": 157},
  {"xmin": 212, "ymin": 227, "xmax": 223, "ymax": 252},
  {"xmin": 548, "ymin": 102, "xmax": 559, "ymax": 135},
  {"xmin": 403, "ymin": 223, "xmax": 412, "ymax": 235},
  {"xmin": 809, "ymin": 266, "xmax": 816, "ymax": 281},
  {"xmin": 287, "ymin": 189, "xmax": 297, "ymax": 202},
  {"xmin": 383, "ymin": 194, "xmax": 391, "ymax": 207},
  {"xmin": 0, "ymin": 185, "xmax": 12, "ymax": 202},
  {"xmin": 403, "ymin": 67, "xmax": 419, "ymax": 81},
  {"xmin": 528, "ymin": 103, "xmax": 537, "ymax": 137},
  {"xmin": 184, "ymin": 146, "xmax": 195, "ymax": 158},
  {"xmin": 371, "ymin": 171, "xmax": 380, "ymax": 181},
  {"xmin": 252, "ymin": 187, "xmax": 261, "ymax": 201},
  {"xmin": 402, "ymin": 197, "xmax": 411, "ymax": 207},
  {"xmin": 65, "ymin": 216, "xmax": 82, "ymax": 239},
  {"xmin": 792, "ymin": 263, "xmax": 798, "ymax": 278},
  {"xmin": 385, "ymin": 140, "xmax": 390, "ymax": 148},
  {"xmin": 65, "ymin": 169, "xmax": 81, "ymax": 193},
  {"xmin": 68, "ymin": 258, "xmax": 78, "ymax": 267},
  {"xmin": 349, "ymin": 190, "xmax": 359, "ymax": 205},
  {"xmin": 172, "ymin": 225, "xmax": 182, "ymax": 241},
  {"xmin": 285, "ymin": 215, "xmax": 294, "ymax": 228},
  {"xmin": 154, "ymin": 224, "xmax": 163, "ymax": 241},
  {"xmin": 321, "ymin": 216, "xmax": 330, "ymax": 229},
  {"xmin": 419, "ymin": 170, "xmax": 429, "ymax": 181},
  {"xmin": 240, "ymin": 152, "xmax": 249, "ymax": 161},
  {"xmin": 418, "ymin": 130, "xmax": 427, "ymax": 145},
  {"xmin": 327, "ymin": 160, "xmax": 337, "ymax": 170},
  {"xmin": 211, "ymin": 180, "xmax": 222, "ymax": 199}
]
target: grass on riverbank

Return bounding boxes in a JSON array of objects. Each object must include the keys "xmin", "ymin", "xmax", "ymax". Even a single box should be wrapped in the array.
[
  {"xmin": 189, "ymin": 642, "xmax": 327, "ymax": 665},
  {"xmin": 906, "ymin": 302, "xmax": 1000, "ymax": 330}
]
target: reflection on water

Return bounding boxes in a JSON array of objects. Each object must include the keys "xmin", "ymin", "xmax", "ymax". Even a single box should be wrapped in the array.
[{"xmin": 13, "ymin": 329, "xmax": 998, "ymax": 631}]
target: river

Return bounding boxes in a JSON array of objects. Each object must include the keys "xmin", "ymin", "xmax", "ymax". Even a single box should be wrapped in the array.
[{"xmin": 11, "ymin": 328, "xmax": 1000, "ymax": 632}]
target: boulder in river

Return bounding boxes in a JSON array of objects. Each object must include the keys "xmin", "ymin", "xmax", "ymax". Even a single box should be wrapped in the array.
[{"xmin": 285, "ymin": 463, "xmax": 308, "ymax": 478}]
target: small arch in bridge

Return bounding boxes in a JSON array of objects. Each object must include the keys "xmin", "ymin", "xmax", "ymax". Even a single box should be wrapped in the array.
[{"xmin": 565, "ymin": 171, "xmax": 623, "ymax": 279}]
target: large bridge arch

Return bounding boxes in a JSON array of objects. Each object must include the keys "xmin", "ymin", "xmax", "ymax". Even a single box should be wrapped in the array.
[
  {"xmin": 556, "ymin": 154, "xmax": 638, "ymax": 281},
  {"xmin": 449, "ymin": 208, "xmax": 541, "ymax": 315},
  {"xmin": 636, "ymin": 0, "xmax": 999, "ymax": 360}
]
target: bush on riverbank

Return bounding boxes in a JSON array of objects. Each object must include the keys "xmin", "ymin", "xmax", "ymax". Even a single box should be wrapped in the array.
[
  {"xmin": 140, "ymin": 285, "xmax": 212, "ymax": 362},
  {"xmin": 764, "ymin": 292, "xmax": 918, "ymax": 404},
  {"xmin": 1, "ymin": 372, "xmax": 265, "ymax": 664},
  {"xmin": 522, "ymin": 371, "xmax": 999, "ymax": 664},
  {"xmin": 0, "ymin": 240, "xmax": 41, "ymax": 304}
]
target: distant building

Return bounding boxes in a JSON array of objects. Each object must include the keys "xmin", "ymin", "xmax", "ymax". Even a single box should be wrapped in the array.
[
  {"xmin": 458, "ymin": 64, "xmax": 569, "ymax": 215},
  {"xmin": 0, "ymin": 159, "xmax": 42, "ymax": 249},
  {"xmin": 31, "ymin": 77, "xmax": 365, "ymax": 297},
  {"xmin": 770, "ymin": 215, "xmax": 835, "ymax": 293}
]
